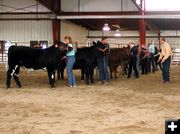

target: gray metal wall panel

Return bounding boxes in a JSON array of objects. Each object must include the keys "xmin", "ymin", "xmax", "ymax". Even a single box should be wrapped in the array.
[
  {"xmin": 80, "ymin": 0, "xmax": 122, "ymax": 12},
  {"xmin": 61, "ymin": 0, "xmax": 79, "ymax": 12},
  {"xmin": 61, "ymin": 0, "xmax": 139, "ymax": 12},
  {"xmin": 0, "ymin": 20, "xmax": 53, "ymax": 46},
  {"xmin": 122, "ymin": 0, "xmax": 139, "ymax": 11}
]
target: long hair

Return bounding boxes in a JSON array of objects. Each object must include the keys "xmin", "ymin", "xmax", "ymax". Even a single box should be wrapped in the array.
[{"xmin": 64, "ymin": 36, "xmax": 73, "ymax": 44}]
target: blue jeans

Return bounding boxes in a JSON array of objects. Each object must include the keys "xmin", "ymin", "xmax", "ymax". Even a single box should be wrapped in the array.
[
  {"xmin": 67, "ymin": 56, "xmax": 76, "ymax": 86},
  {"xmin": 104, "ymin": 55, "xmax": 110, "ymax": 81},
  {"xmin": 162, "ymin": 57, "xmax": 171, "ymax": 82},
  {"xmin": 149, "ymin": 53, "xmax": 156, "ymax": 73},
  {"xmin": 98, "ymin": 57, "xmax": 107, "ymax": 82}
]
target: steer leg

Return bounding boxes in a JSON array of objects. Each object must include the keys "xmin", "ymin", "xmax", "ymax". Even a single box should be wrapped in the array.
[
  {"xmin": 6, "ymin": 69, "xmax": 12, "ymax": 89},
  {"xmin": 90, "ymin": 69, "xmax": 94, "ymax": 84},
  {"xmin": 81, "ymin": 69, "xmax": 85, "ymax": 81},
  {"xmin": 6, "ymin": 65, "xmax": 15, "ymax": 88},
  {"xmin": 13, "ymin": 66, "xmax": 22, "ymax": 88},
  {"xmin": 109, "ymin": 68, "xmax": 113, "ymax": 79},
  {"xmin": 114, "ymin": 70, "xmax": 118, "ymax": 79},
  {"xmin": 60, "ymin": 67, "xmax": 65, "ymax": 80},
  {"xmin": 57, "ymin": 65, "xmax": 61, "ymax": 80},
  {"xmin": 47, "ymin": 70, "xmax": 55, "ymax": 88},
  {"xmin": 57, "ymin": 65, "xmax": 65, "ymax": 80},
  {"xmin": 84, "ymin": 68, "xmax": 90, "ymax": 85}
]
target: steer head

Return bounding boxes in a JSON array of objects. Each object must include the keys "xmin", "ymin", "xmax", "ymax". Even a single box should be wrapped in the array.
[{"xmin": 54, "ymin": 41, "xmax": 68, "ymax": 52}]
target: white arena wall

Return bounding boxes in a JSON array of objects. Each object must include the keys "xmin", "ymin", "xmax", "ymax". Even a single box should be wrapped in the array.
[
  {"xmin": 0, "ymin": 20, "xmax": 88, "ymax": 47},
  {"xmin": 0, "ymin": 20, "xmax": 53, "ymax": 46}
]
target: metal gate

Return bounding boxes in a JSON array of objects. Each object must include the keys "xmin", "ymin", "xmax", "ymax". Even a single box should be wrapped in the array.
[{"xmin": 0, "ymin": 41, "xmax": 7, "ymax": 63}]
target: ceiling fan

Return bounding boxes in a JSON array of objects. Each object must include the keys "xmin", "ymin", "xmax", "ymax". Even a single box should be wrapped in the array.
[{"xmin": 112, "ymin": 24, "xmax": 130, "ymax": 31}]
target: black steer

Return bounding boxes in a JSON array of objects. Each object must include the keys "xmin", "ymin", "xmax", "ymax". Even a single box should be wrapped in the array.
[{"xmin": 6, "ymin": 42, "xmax": 67, "ymax": 88}]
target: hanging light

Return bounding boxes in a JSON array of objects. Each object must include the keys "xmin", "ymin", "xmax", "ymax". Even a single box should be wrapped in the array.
[
  {"xmin": 114, "ymin": 29, "xmax": 121, "ymax": 37},
  {"xmin": 103, "ymin": 23, "xmax": 110, "ymax": 31}
]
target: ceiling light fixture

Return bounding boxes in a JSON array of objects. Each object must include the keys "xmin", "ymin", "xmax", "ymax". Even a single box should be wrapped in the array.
[
  {"xmin": 114, "ymin": 29, "xmax": 121, "ymax": 37},
  {"xmin": 103, "ymin": 23, "xmax": 110, "ymax": 31}
]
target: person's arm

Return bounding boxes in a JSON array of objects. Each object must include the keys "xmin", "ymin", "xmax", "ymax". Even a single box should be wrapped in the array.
[
  {"xmin": 67, "ymin": 44, "xmax": 73, "ymax": 51},
  {"xmin": 97, "ymin": 47, "xmax": 107, "ymax": 52},
  {"xmin": 158, "ymin": 52, "xmax": 163, "ymax": 63}
]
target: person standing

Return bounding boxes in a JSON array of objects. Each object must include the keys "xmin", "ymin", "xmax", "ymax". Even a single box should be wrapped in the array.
[
  {"xmin": 64, "ymin": 36, "xmax": 76, "ymax": 87},
  {"xmin": 148, "ymin": 41, "xmax": 156, "ymax": 73},
  {"xmin": 97, "ymin": 37, "xmax": 109, "ymax": 84},
  {"xmin": 127, "ymin": 42, "xmax": 139, "ymax": 78},
  {"xmin": 158, "ymin": 37, "xmax": 173, "ymax": 83},
  {"xmin": 140, "ymin": 44, "xmax": 150, "ymax": 75},
  {"xmin": 104, "ymin": 38, "xmax": 110, "ymax": 82}
]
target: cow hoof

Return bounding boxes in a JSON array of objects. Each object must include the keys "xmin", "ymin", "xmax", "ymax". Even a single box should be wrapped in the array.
[
  {"xmin": 51, "ymin": 87, "xmax": 56, "ymax": 90},
  {"xmin": 6, "ymin": 85, "xmax": 10, "ymax": 89},
  {"xmin": 51, "ymin": 85, "xmax": 56, "ymax": 89},
  {"xmin": 18, "ymin": 85, "xmax": 22, "ymax": 88}
]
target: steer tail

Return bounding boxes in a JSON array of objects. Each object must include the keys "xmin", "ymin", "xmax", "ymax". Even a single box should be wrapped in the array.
[
  {"xmin": 5, "ymin": 46, "xmax": 15, "ymax": 70},
  {"xmin": 5, "ymin": 55, "xmax": 8, "ymax": 70},
  {"xmin": 5, "ymin": 50, "xmax": 10, "ymax": 71}
]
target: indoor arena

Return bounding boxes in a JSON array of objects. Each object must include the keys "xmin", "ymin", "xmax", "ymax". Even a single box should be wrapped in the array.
[{"xmin": 0, "ymin": 0, "xmax": 180, "ymax": 134}]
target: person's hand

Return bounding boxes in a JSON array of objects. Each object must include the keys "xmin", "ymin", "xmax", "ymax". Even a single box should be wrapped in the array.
[
  {"xmin": 161, "ymin": 58, "xmax": 165, "ymax": 63},
  {"xmin": 62, "ymin": 56, "xmax": 67, "ymax": 60},
  {"xmin": 103, "ymin": 48, "xmax": 107, "ymax": 52}
]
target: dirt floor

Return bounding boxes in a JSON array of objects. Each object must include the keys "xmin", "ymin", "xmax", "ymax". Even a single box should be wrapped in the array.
[{"xmin": 0, "ymin": 64, "xmax": 180, "ymax": 134}]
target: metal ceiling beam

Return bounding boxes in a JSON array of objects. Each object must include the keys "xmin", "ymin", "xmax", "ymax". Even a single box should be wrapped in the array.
[
  {"xmin": 145, "ymin": 11, "xmax": 180, "ymax": 15},
  {"xmin": 0, "ymin": 12, "xmax": 53, "ymax": 15},
  {"xmin": 60, "ymin": 11, "xmax": 139, "ymax": 16},
  {"xmin": 0, "ymin": 18, "xmax": 52, "ymax": 20},
  {"xmin": 57, "ymin": 14, "xmax": 180, "ymax": 19}
]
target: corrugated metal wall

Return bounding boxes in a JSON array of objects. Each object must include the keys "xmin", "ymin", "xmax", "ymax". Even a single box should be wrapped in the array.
[
  {"xmin": 0, "ymin": 20, "xmax": 53, "ymax": 46},
  {"xmin": 0, "ymin": 19, "xmax": 89, "ymax": 47}
]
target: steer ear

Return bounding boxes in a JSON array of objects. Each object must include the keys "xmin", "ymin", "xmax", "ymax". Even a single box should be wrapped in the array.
[
  {"xmin": 54, "ymin": 40, "xmax": 60, "ymax": 48},
  {"xmin": 54, "ymin": 41, "xmax": 64, "ymax": 48}
]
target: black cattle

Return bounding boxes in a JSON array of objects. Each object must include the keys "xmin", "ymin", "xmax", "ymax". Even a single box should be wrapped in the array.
[
  {"xmin": 108, "ymin": 47, "xmax": 130, "ymax": 79},
  {"xmin": 57, "ymin": 43, "xmax": 98, "ymax": 84},
  {"xmin": 6, "ymin": 42, "xmax": 67, "ymax": 88}
]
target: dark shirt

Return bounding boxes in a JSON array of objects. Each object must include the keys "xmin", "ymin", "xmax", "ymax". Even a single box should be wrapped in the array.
[
  {"xmin": 97, "ymin": 42, "xmax": 106, "ymax": 58},
  {"xmin": 105, "ymin": 43, "xmax": 110, "ymax": 55},
  {"xmin": 131, "ymin": 46, "xmax": 138, "ymax": 57}
]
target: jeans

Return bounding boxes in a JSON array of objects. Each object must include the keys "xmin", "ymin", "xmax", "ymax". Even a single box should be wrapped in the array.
[
  {"xmin": 162, "ymin": 57, "xmax": 171, "ymax": 82},
  {"xmin": 128, "ymin": 56, "xmax": 139, "ymax": 78},
  {"xmin": 141, "ymin": 57, "xmax": 149, "ymax": 75},
  {"xmin": 67, "ymin": 56, "xmax": 76, "ymax": 86},
  {"xmin": 98, "ymin": 57, "xmax": 107, "ymax": 82},
  {"xmin": 104, "ymin": 55, "xmax": 110, "ymax": 81},
  {"xmin": 149, "ymin": 53, "xmax": 156, "ymax": 73}
]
